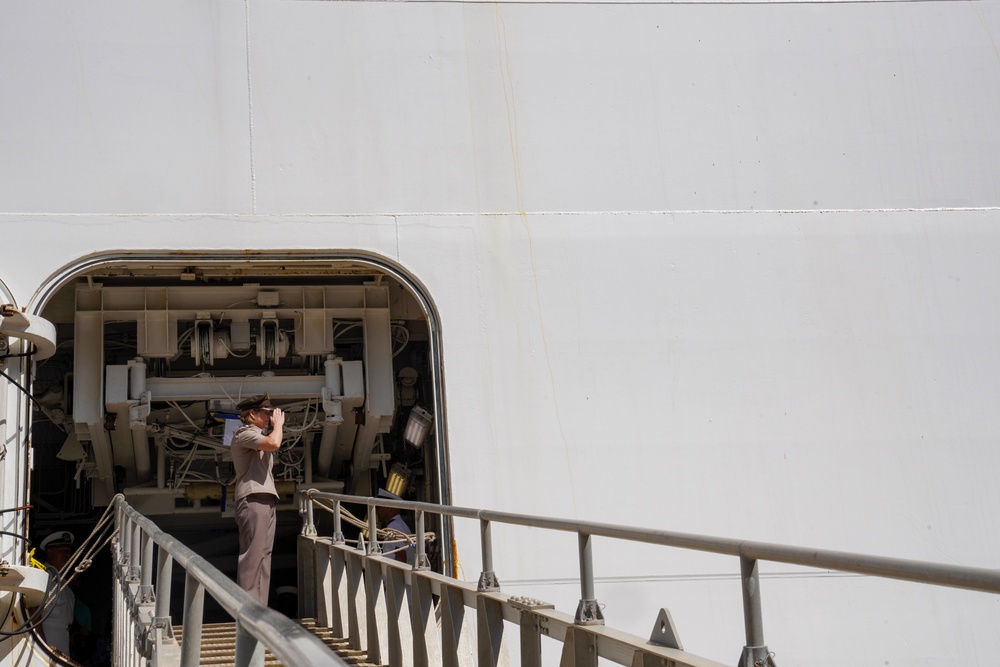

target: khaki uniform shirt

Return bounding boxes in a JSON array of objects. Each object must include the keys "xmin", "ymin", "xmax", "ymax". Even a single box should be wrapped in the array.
[{"xmin": 231, "ymin": 424, "xmax": 279, "ymax": 501}]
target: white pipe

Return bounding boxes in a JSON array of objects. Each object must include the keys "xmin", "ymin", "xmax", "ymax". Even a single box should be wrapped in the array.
[
  {"xmin": 131, "ymin": 427, "xmax": 152, "ymax": 483},
  {"xmin": 128, "ymin": 357, "xmax": 146, "ymax": 400},
  {"xmin": 316, "ymin": 422, "xmax": 340, "ymax": 478}
]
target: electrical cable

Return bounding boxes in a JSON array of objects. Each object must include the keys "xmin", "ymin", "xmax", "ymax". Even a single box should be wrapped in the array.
[
  {"xmin": 0, "ymin": 560, "xmax": 62, "ymax": 639},
  {"xmin": 0, "ymin": 367, "xmax": 42, "ymax": 410},
  {"xmin": 0, "ymin": 529, "xmax": 30, "ymax": 542}
]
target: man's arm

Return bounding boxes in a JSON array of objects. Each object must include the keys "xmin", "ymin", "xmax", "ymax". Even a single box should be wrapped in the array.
[{"xmin": 257, "ymin": 408, "xmax": 284, "ymax": 451}]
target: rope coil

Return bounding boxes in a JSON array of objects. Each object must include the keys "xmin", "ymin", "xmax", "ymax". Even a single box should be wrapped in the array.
[{"xmin": 310, "ymin": 496, "xmax": 436, "ymax": 557}]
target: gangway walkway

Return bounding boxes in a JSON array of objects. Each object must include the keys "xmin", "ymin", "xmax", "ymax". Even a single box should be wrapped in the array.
[
  {"xmin": 171, "ymin": 620, "xmax": 378, "ymax": 666},
  {"xmin": 110, "ymin": 492, "xmax": 1000, "ymax": 667}
]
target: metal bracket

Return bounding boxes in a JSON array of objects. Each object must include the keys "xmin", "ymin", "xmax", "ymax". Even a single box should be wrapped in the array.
[
  {"xmin": 138, "ymin": 583, "xmax": 156, "ymax": 604},
  {"xmin": 412, "ymin": 552, "xmax": 431, "ymax": 571},
  {"xmin": 509, "ymin": 595, "xmax": 554, "ymax": 611},
  {"xmin": 648, "ymin": 607, "xmax": 683, "ymax": 650},
  {"xmin": 477, "ymin": 570, "xmax": 500, "ymax": 592},
  {"xmin": 129, "ymin": 390, "xmax": 152, "ymax": 426},
  {"xmin": 147, "ymin": 616, "xmax": 177, "ymax": 661},
  {"xmin": 574, "ymin": 598, "xmax": 605, "ymax": 626},
  {"xmin": 738, "ymin": 645, "xmax": 777, "ymax": 667},
  {"xmin": 321, "ymin": 387, "xmax": 345, "ymax": 424}
]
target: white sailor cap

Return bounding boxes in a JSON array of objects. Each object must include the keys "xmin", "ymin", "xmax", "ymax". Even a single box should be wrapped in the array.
[
  {"xmin": 39, "ymin": 531, "xmax": 75, "ymax": 551},
  {"xmin": 377, "ymin": 489, "xmax": 402, "ymax": 500}
]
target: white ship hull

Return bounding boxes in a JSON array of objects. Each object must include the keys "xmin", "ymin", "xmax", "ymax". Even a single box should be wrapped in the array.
[{"xmin": 2, "ymin": 1, "xmax": 999, "ymax": 665}]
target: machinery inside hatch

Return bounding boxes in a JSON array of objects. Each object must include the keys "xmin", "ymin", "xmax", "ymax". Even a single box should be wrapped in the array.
[{"xmin": 27, "ymin": 261, "xmax": 443, "ymax": 628}]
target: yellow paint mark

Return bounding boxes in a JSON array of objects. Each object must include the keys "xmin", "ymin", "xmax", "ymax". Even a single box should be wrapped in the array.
[
  {"xmin": 970, "ymin": 0, "xmax": 1000, "ymax": 65},
  {"xmin": 492, "ymin": 6, "xmax": 578, "ymax": 510},
  {"xmin": 494, "ymin": 3, "xmax": 525, "ymax": 214}
]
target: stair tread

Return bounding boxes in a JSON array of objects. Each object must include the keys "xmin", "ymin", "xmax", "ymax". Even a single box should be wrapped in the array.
[{"xmin": 171, "ymin": 619, "xmax": 378, "ymax": 667}]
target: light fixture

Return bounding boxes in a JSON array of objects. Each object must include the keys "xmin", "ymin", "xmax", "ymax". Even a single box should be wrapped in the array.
[{"xmin": 402, "ymin": 406, "xmax": 433, "ymax": 450}]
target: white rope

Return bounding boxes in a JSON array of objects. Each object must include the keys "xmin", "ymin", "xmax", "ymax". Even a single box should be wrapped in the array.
[
  {"xmin": 40, "ymin": 496, "xmax": 119, "ymax": 615},
  {"xmin": 311, "ymin": 497, "xmax": 436, "ymax": 552}
]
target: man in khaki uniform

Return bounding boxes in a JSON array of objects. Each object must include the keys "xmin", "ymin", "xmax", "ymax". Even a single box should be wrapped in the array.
[{"xmin": 231, "ymin": 395, "xmax": 284, "ymax": 604}]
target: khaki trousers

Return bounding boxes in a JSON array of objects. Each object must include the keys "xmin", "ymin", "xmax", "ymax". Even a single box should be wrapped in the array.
[{"xmin": 236, "ymin": 493, "xmax": 277, "ymax": 605}]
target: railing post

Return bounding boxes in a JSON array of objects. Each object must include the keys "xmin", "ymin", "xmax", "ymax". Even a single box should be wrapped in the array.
[
  {"xmin": 126, "ymin": 519, "xmax": 142, "ymax": 664},
  {"xmin": 298, "ymin": 531, "xmax": 318, "ymax": 619},
  {"xmin": 180, "ymin": 572, "xmax": 205, "ymax": 667},
  {"xmin": 409, "ymin": 566, "xmax": 433, "ymax": 667},
  {"xmin": 301, "ymin": 489, "xmax": 317, "ymax": 537},
  {"xmin": 328, "ymin": 500, "xmax": 347, "ymax": 635},
  {"xmin": 345, "ymin": 547, "xmax": 364, "ymax": 651},
  {"xmin": 440, "ymin": 584, "xmax": 465, "ymax": 667},
  {"xmin": 131, "ymin": 520, "xmax": 142, "ymax": 580},
  {"xmin": 141, "ymin": 532, "xmax": 154, "ymax": 587},
  {"xmin": 574, "ymin": 532, "xmax": 604, "ymax": 625},
  {"xmin": 235, "ymin": 617, "xmax": 265, "ymax": 667},
  {"xmin": 737, "ymin": 556, "xmax": 774, "ymax": 667},
  {"xmin": 477, "ymin": 518, "xmax": 499, "ymax": 591},
  {"xmin": 413, "ymin": 510, "xmax": 430, "ymax": 571},
  {"xmin": 368, "ymin": 499, "xmax": 382, "ymax": 555},
  {"xmin": 332, "ymin": 499, "xmax": 345, "ymax": 545},
  {"xmin": 155, "ymin": 547, "xmax": 173, "ymax": 619},
  {"xmin": 120, "ymin": 513, "xmax": 132, "ymax": 570},
  {"xmin": 113, "ymin": 511, "xmax": 124, "ymax": 665}
]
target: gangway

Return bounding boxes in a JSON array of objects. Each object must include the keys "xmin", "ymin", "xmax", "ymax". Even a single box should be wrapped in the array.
[{"xmin": 108, "ymin": 492, "xmax": 1000, "ymax": 667}]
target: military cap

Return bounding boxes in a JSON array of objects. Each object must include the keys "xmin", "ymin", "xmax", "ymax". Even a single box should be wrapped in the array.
[
  {"xmin": 39, "ymin": 531, "xmax": 75, "ymax": 551},
  {"xmin": 237, "ymin": 394, "xmax": 273, "ymax": 412}
]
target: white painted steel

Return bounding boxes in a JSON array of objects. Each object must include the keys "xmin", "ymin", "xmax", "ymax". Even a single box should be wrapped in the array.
[{"xmin": 1, "ymin": 0, "xmax": 999, "ymax": 665}]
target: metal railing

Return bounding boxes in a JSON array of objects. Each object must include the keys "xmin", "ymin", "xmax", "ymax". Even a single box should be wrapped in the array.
[
  {"xmin": 112, "ymin": 495, "xmax": 350, "ymax": 667},
  {"xmin": 298, "ymin": 489, "xmax": 1000, "ymax": 667}
]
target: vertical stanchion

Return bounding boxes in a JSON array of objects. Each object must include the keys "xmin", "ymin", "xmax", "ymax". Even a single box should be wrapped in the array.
[
  {"xmin": 368, "ymin": 499, "xmax": 381, "ymax": 555},
  {"xmin": 737, "ymin": 556, "xmax": 773, "ymax": 667},
  {"xmin": 155, "ymin": 548, "xmax": 173, "ymax": 619},
  {"xmin": 115, "ymin": 508, "xmax": 126, "ymax": 665},
  {"xmin": 574, "ymin": 532, "xmax": 604, "ymax": 625},
  {"xmin": 304, "ymin": 491, "xmax": 317, "ymax": 536},
  {"xmin": 332, "ymin": 499, "xmax": 345, "ymax": 544},
  {"xmin": 131, "ymin": 521, "xmax": 142, "ymax": 579},
  {"xmin": 179, "ymin": 572, "xmax": 205, "ymax": 667},
  {"xmin": 235, "ymin": 617, "xmax": 265, "ymax": 667},
  {"xmin": 413, "ymin": 510, "xmax": 430, "ymax": 570},
  {"xmin": 141, "ymin": 532, "xmax": 154, "ymax": 587},
  {"xmin": 120, "ymin": 514, "xmax": 132, "ymax": 568},
  {"xmin": 477, "ymin": 518, "xmax": 499, "ymax": 591}
]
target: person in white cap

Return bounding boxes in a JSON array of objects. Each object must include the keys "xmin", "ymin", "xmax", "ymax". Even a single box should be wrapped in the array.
[
  {"xmin": 38, "ymin": 531, "xmax": 75, "ymax": 655},
  {"xmin": 376, "ymin": 489, "xmax": 415, "ymax": 564},
  {"xmin": 231, "ymin": 394, "xmax": 284, "ymax": 604}
]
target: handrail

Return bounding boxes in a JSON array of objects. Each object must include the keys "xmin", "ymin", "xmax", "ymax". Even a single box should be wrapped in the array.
[
  {"xmin": 304, "ymin": 489, "xmax": 1000, "ymax": 667},
  {"xmin": 310, "ymin": 491, "xmax": 1000, "ymax": 594},
  {"xmin": 113, "ymin": 495, "xmax": 350, "ymax": 667}
]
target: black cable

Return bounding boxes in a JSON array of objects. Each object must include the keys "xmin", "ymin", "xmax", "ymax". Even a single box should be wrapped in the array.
[
  {"xmin": 0, "ymin": 505, "xmax": 31, "ymax": 515},
  {"xmin": 0, "ymin": 562, "xmax": 62, "ymax": 638},
  {"xmin": 0, "ymin": 529, "xmax": 30, "ymax": 543},
  {"xmin": 0, "ymin": 367, "xmax": 42, "ymax": 409}
]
